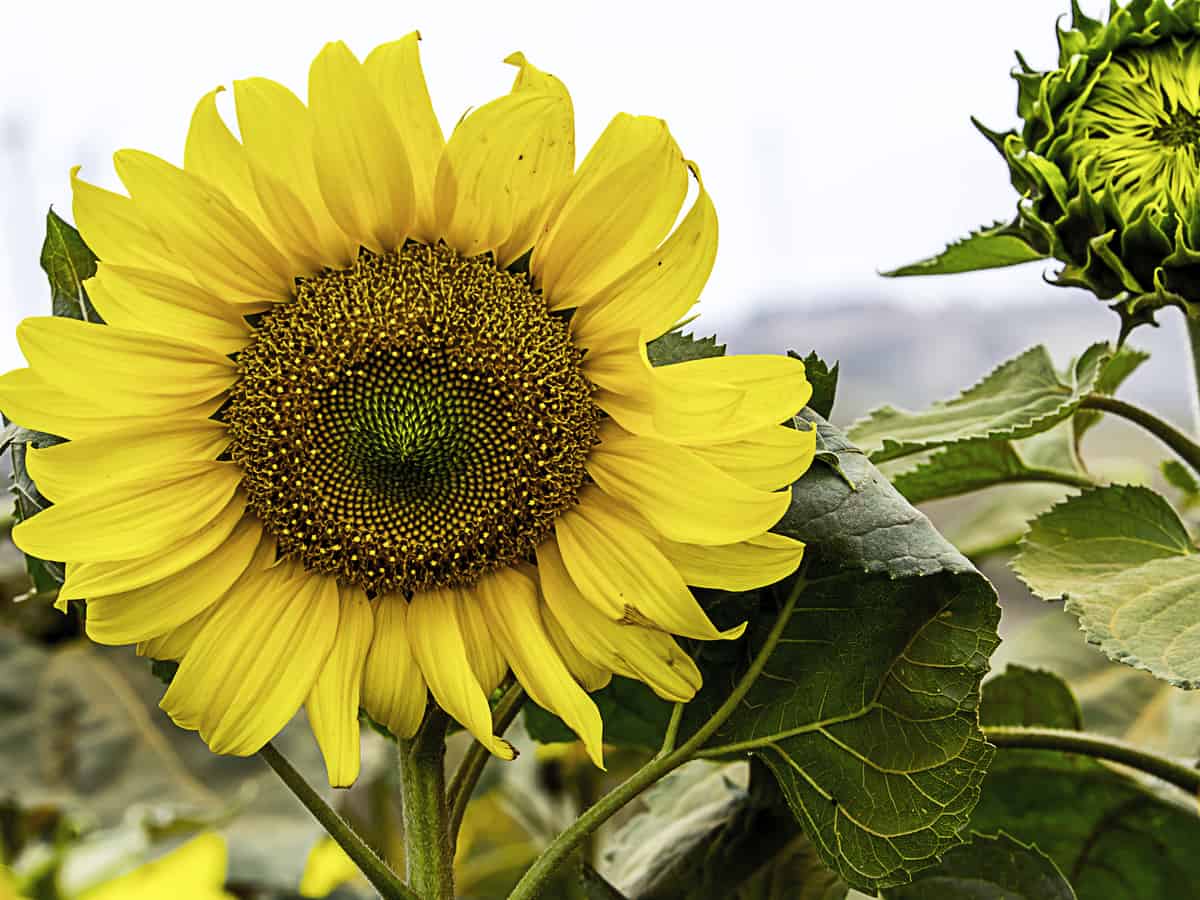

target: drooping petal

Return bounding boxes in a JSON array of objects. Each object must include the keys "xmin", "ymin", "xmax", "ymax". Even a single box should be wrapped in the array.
[
  {"xmin": 234, "ymin": 77, "xmax": 357, "ymax": 268},
  {"xmin": 86, "ymin": 516, "xmax": 262, "ymax": 644},
  {"xmin": 12, "ymin": 461, "xmax": 243, "ymax": 562},
  {"xmin": 658, "ymin": 533, "xmax": 805, "ymax": 592},
  {"xmin": 364, "ymin": 32, "xmax": 445, "ymax": 242},
  {"xmin": 308, "ymin": 41, "xmax": 415, "ymax": 253},
  {"xmin": 361, "ymin": 594, "xmax": 427, "ymax": 740},
  {"xmin": 16, "ymin": 317, "xmax": 234, "ymax": 416},
  {"xmin": 161, "ymin": 555, "xmax": 339, "ymax": 755},
  {"xmin": 407, "ymin": 587, "xmax": 514, "ymax": 759},
  {"xmin": 70, "ymin": 167, "xmax": 186, "ymax": 274},
  {"xmin": 476, "ymin": 566, "xmax": 604, "ymax": 767},
  {"xmin": 137, "ymin": 604, "xmax": 216, "ymax": 662},
  {"xmin": 539, "ymin": 597, "xmax": 611, "ymax": 692},
  {"xmin": 587, "ymin": 420, "xmax": 791, "ymax": 546},
  {"xmin": 87, "ymin": 263, "xmax": 255, "ymax": 354},
  {"xmin": 536, "ymin": 539, "xmax": 701, "ymax": 702},
  {"xmin": 687, "ymin": 423, "xmax": 816, "ymax": 491},
  {"xmin": 455, "ymin": 588, "xmax": 509, "ymax": 694},
  {"xmin": 114, "ymin": 149, "xmax": 294, "ymax": 303},
  {"xmin": 571, "ymin": 161, "xmax": 717, "ymax": 347},
  {"xmin": 555, "ymin": 485, "xmax": 745, "ymax": 642},
  {"xmin": 26, "ymin": 418, "xmax": 229, "ymax": 503},
  {"xmin": 533, "ymin": 113, "xmax": 687, "ymax": 310},
  {"xmin": 61, "ymin": 494, "xmax": 246, "ymax": 600},
  {"xmin": 307, "ymin": 586, "xmax": 374, "ymax": 787}
]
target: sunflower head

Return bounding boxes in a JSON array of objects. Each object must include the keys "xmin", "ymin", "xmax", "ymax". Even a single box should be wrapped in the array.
[{"xmin": 0, "ymin": 35, "xmax": 815, "ymax": 786}]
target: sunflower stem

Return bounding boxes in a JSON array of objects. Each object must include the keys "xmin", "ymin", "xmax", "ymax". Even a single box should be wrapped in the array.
[
  {"xmin": 506, "ymin": 577, "xmax": 805, "ymax": 900},
  {"xmin": 1078, "ymin": 393, "xmax": 1200, "ymax": 478},
  {"xmin": 1186, "ymin": 315, "xmax": 1200, "ymax": 439},
  {"xmin": 447, "ymin": 680, "xmax": 526, "ymax": 849},
  {"xmin": 656, "ymin": 703, "xmax": 685, "ymax": 759},
  {"xmin": 399, "ymin": 707, "xmax": 455, "ymax": 900},
  {"xmin": 259, "ymin": 742, "xmax": 416, "ymax": 900},
  {"xmin": 983, "ymin": 726, "xmax": 1200, "ymax": 796}
]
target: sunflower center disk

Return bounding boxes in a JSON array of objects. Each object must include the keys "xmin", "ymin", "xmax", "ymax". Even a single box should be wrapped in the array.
[{"xmin": 226, "ymin": 243, "xmax": 600, "ymax": 595}]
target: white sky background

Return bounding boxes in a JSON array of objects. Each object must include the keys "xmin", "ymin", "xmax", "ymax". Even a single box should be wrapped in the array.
[{"xmin": 0, "ymin": 0, "xmax": 1112, "ymax": 370}]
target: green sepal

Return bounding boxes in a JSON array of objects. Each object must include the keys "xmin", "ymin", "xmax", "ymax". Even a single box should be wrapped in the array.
[{"xmin": 881, "ymin": 220, "xmax": 1044, "ymax": 277}]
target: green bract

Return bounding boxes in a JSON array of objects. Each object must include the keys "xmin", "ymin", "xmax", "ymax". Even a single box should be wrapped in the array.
[{"xmin": 891, "ymin": 0, "xmax": 1200, "ymax": 336}]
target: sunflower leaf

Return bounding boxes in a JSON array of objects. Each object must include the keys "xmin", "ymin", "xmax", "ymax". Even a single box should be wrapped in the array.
[
  {"xmin": 880, "ymin": 220, "xmax": 1045, "ymax": 277},
  {"xmin": 881, "ymin": 832, "xmax": 1076, "ymax": 900},
  {"xmin": 793, "ymin": 350, "xmax": 838, "ymax": 419},
  {"xmin": 646, "ymin": 330, "xmax": 725, "ymax": 366},
  {"xmin": 1013, "ymin": 485, "xmax": 1200, "ymax": 688},
  {"xmin": 848, "ymin": 343, "xmax": 1109, "ymax": 463},
  {"xmin": 969, "ymin": 664, "xmax": 1200, "ymax": 899},
  {"xmin": 40, "ymin": 208, "xmax": 102, "ymax": 324},
  {"xmin": 1074, "ymin": 343, "xmax": 1149, "ymax": 438}
]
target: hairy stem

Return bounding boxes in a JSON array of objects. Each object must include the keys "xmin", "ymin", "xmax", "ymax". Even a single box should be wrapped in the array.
[
  {"xmin": 1079, "ymin": 393, "xmax": 1200, "ymax": 478},
  {"xmin": 506, "ymin": 578, "xmax": 805, "ymax": 900},
  {"xmin": 1186, "ymin": 315, "xmax": 1200, "ymax": 437},
  {"xmin": 984, "ymin": 725, "xmax": 1200, "ymax": 795},
  {"xmin": 259, "ymin": 742, "xmax": 416, "ymax": 900},
  {"xmin": 399, "ymin": 708, "xmax": 454, "ymax": 900},
  {"xmin": 447, "ymin": 680, "xmax": 526, "ymax": 848}
]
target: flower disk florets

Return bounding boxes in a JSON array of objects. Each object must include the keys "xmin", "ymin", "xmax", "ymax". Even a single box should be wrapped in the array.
[{"xmin": 225, "ymin": 242, "xmax": 600, "ymax": 595}]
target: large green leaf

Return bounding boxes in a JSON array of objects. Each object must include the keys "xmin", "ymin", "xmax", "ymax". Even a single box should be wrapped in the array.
[
  {"xmin": 1012, "ymin": 485, "xmax": 1200, "ymax": 687},
  {"xmin": 0, "ymin": 630, "xmax": 334, "ymax": 889},
  {"xmin": 970, "ymin": 665, "xmax": 1200, "ymax": 899},
  {"xmin": 881, "ymin": 221, "xmax": 1045, "ymax": 277},
  {"xmin": 40, "ymin": 209, "xmax": 101, "ymax": 323},
  {"xmin": 849, "ymin": 343, "xmax": 1108, "ymax": 463},
  {"xmin": 882, "ymin": 832, "xmax": 1075, "ymax": 900}
]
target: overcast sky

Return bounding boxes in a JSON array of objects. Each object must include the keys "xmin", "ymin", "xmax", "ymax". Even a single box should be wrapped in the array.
[{"xmin": 0, "ymin": 0, "xmax": 1112, "ymax": 370}]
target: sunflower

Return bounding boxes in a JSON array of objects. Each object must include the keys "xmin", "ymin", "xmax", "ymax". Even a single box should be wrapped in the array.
[{"xmin": 0, "ymin": 34, "xmax": 814, "ymax": 786}]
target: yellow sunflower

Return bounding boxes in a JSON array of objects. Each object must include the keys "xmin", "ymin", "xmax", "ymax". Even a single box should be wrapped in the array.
[{"xmin": 0, "ymin": 34, "xmax": 815, "ymax": 786}]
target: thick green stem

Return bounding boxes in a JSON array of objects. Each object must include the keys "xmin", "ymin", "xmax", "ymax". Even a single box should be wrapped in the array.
[
  {"xmin": 446, "ymin": 680, "xmax": 526, "ymax": 848},
  {"xmin": 1186, "ymin": 315, "xmax": 1200, "ymax": 437},
  {"xmin": 259, "ymin": 743, "xmax": 416, "ymax": 900},
  {"xmin": 399, "ymin": 708, "xmax": 454, "ymax": 900},
  {"xmin": 984, "ymin": 726, "xmax": 1200, "ymax": 796},
  {"xmin": 507, "ymin": 578, "xmax": 805, "ymax": 900},
  {"xmin": 1078, "ymin": 393, "xmax": 1200, "ymax": 478}
]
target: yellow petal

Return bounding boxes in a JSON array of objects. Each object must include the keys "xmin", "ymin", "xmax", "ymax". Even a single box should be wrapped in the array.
[
  {"xmin": 87, "ymin": 263, "xmax": 254, "ymax": 355},
  {"xmin": 587, "ymin": 420, "xmax": 791, "ymax": 546},
  {"xmin": 455, "ymin": 587, "xmax": 509, "ymax": 694},
  {"xmin": 308, "ymin": 41, "xmax": 415, "ymax": 253},
  {"xmin": 572, "ymin": 161, "xmax": 717, "ymax": 347},
  {"xmin": 79, "ymin": 832, "xmax": 232, "ymax": 900},
  {"xmin": 184, "ymin": 87, "xmax": 266, "ymax": 227},
  {"xmin": 477, "ymin": 566, "xmax": 604, "ymax": 767},
  {"xmin": 364, "ymin": 33, "xmax": 444, "ymax": 243},
  {"xmin": 555, "ymin": 485, "xmax": 744, "ymax": 642},
  {"xmin": 70, "ymin": 166, "xmax": 186, "ymax": 274},
  {"xmin": 361, "ymin": 594, "xmax": 428, "ymax": 740},
  {"xmin": 652, "ymin": 354, "xmax": 813, "ymax": 444},
  {"xmin": 12, "ymin": 461, "xmax": 243, "ymax": 562},
  {"xmin": 0, "ymin": 367, "xmax": 222, "ymax": 440},
  {"xmin": 539, "ymin": 596, "xmax": 611, "ymax": 692},
  {"xmin": 533, "ymin": 113, "xmax": 687, "ymax": 310},
  {"xmin": 137, "ymin": 604, "xmax": 215, "ymax": 662},
  {"xmin": 536, "ymin": 539, "xmax": 700, "ymax": 702},
  {"xmin": 299, "ymin": 838, "xmax": 360, "ymax": 899},
  {"xmin": 407, "ymin": 587, "xmax": 515, "ymax": 759},
  {"xmin": 61, "ymin": 495, "xmax": 247, "ymax": 601},
  {"xmin": 688, "ymin": 423, "xmax": 816, "ymax": 491},
  {"xmin": 307, "ymin": 586, "xmax": 374, "ymax": 787},
  {"xmin": 162, "ymin": 557, "xmax": 339, "ymax": 755},
  {"xmin": 659, "ymin": 533, "xmax": 805, "ymax": 592},
  {"xmin": 234, "ymin": 77, "xmax": 356, "ymax": 268},
  {"xmin": 26, "ymin": 418, "xmax": 229, "ymax": 503},
  {"xmin": 17, "ymin": 317, "xmax": 234, "ymax": 415},
  {"xmin": 114, "ymin": 149, "xmax": 294, "ymax": 303},
  {"xmin": 86, "ymin": 516, "xmax": 262, "ymax": 645}
]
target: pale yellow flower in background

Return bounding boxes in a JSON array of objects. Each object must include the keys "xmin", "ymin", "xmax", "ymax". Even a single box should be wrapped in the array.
[{"xmin": 77, "ymin": 833, "xmax": 232, "ymax": 900}]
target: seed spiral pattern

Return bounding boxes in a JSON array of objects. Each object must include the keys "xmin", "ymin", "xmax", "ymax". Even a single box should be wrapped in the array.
[{"xmin": 225, "ymin": 243, "xmax": 600, "ymax": 595}]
